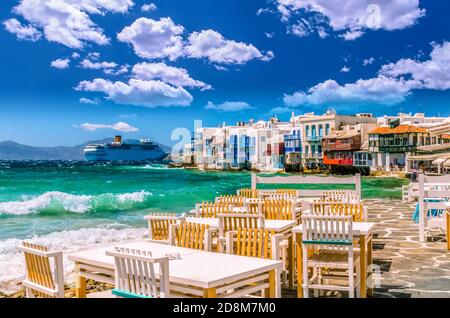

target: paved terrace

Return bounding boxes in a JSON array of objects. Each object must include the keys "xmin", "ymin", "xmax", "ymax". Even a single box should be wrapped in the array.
[{"xmin": 284, "ymin": 199, "xmax": 450, "ymax": 298}]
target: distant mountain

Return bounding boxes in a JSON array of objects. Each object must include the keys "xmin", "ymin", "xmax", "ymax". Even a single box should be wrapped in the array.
[{"xmin": 0, "ymin": 139, "xmax": 171, "ymax": 160}]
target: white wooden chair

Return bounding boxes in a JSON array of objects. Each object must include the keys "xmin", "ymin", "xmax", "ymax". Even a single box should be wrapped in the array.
[
  {"xmin": 18, "ymin": 241, "xmax": 64, "ymax": 298},
  {"xmin": 418, "ymin": 174, "xmax": 450, "ymax": 242},
  {"xmin": 144, "ymin": 214, "xmax": 185, "ymax": 243},
  {"xmin": 106, "ymin": 247, "xmax": 170, "ymax": 298},
  {"xmin": 304, "ymin": 201, "xmax": 368, "ymax": 222},
  {"xmin": 169, "ymin": 222, "xmax": 217, "ymax": 251},
  {"xmin": 217, "ymin": 213, "xmax": 265, "ymax": 252},
  {"xmin": 320, "ymin": 190, "xmax": 360, "ymax": 204},
  {"xmin": 195, "ymin": 201, "xmax": 232, "ymax": 218},
  {"xmin": 402, "ymin": 183, "xmax": 419, "ymax": 202},
  {"xmin": 301, "ymin": 215, "xmax": 361, "ymax": 298},
  {"xmin": 225, "ymin": 228, "xmax": 284, "ymax": 296}
]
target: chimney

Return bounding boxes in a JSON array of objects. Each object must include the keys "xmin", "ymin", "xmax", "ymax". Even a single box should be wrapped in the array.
[{"xmin": 115, "ymin": 135, "xmax": 122, "ymax": 143}]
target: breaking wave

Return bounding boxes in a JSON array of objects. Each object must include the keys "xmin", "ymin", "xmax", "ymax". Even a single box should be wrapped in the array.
[
  {"xmin": 0, "ymin": 227, "xmax": 148, "ymax": 294},
  {"xmin": 0, "ymin": 190, "xmax": 153, "ymax": 215}
]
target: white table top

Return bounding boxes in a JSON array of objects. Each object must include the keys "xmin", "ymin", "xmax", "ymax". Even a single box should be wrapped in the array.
[
  {"xmin": 186, "ymin": 217, "xmax": 297, "ymax": 233},
  {"xmin": 292, "ymin": 222, "xmax": 376, "ymax": 236},
  {"xmin": 68, "ymin": 241, "xmax": 282, "ymax": 289}
]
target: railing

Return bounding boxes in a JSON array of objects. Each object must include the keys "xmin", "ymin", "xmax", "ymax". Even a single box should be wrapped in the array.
[{"xmin": 305, "ymin": 136, "xmax": 323, "ymax": 142}]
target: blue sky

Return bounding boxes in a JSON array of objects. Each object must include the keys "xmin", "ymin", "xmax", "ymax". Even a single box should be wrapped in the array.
[{"xmin": 0, "ymin": 0, "xmax": 449, "ymax": 147}]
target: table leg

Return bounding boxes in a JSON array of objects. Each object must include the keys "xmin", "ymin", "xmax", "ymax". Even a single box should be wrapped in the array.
[
  {"xmin": 367, "ymin": 237, "xmax": 373, "ymax": 297},
  {"xmin": 75, "ymin": 263, "xmax": 87, "ymax": 298},
  {"xmin": 266, "ymin": 269, "xmax": 277, "ymax": 298},
  {"xmin": 446, "ymin": 211, "xmax": 450, "ymax": 251},
  {"xmin": 359, "ymin": 235, "xmax": 367, "ymax": 298},
  {"xmin": 296, "ymin": 232, "xmax": 303, "ymax": 298},
  {"xmin": 288, "ymin": 235, "xmax": 295, "ymax": 290},
  {"xmin": 203, "ymin": 287, "xmax": 217, "ymax": 298}
]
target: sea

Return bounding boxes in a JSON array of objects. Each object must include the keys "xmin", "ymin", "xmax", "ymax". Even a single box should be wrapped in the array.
[{"xmin": 0, "ymin": 160, "xmax": 408, "ymax": 293}]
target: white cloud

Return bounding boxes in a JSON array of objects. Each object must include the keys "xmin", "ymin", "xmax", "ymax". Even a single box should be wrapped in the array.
[
  {"xmin": 72, "ymin": 52, "xmax": 80, "ymax": 59},
  {"xmin": 117, "ymin": 17, "xmax": 184, "ymax": 60},
  {"xmin": 379, "ymin": 41, "xmax": 450, "ymax": 90},
  {"xmin": 213, "ymin": 65, "xmax": 228, "ymax": 71},
  {"xmin": 284, "ymin": 77, "xmax": 415, "ymax": 106},
  {"xmin": 205, "ymin": 101, "xmax": 254, "ymax": 112},
  {"xmin": 185, "ymin": 29, "xmax": 274, "ymax": 64},
  {"xmin": 276, "ymin": 0, "xmax": 425, "ymax": 40},
  {"xmin": 104, "ymin": 65, "xmax": 129, "ymax": 76},
  {"xmin": 80, "ymin": 121, "xmax": 139, "ymax": 132},
  {"xmin": 265, "ymin": 32, "xmax": 275, "ymax": 39},
  {"xmin": 10, "ymin": 0, "xmax": 133, "ymax": 48},
  {"xmin": 132, "ymin": 62, "xmax": 211, "ymax": 90},
  {"xmin": 76, "ymin": 78, "xmax": 193, "ymax": 108},
  {"xmin": 340, "ymin": 66, "xmax": 350, "ymax": 73},
  {"xmin": 363, "ymin": 57, "xmax": 375, "ymax": 66},
  {"xmin": 267, "ymin": 106, "xmax": 296, "ymax": 116},
  {"xmin": 80, "ymin": 59, "xmax": 118, "ymax": 70},
  {"xmin": 3, "ymin": 18, "xmax": 41, "ymax": 41},
  {"xmin": 50, "ymin": 58, "xmax": 70, "ymax": 69},
  {"xmin": 141, "ymin": 3, "xmax": 157, "ymax": 12},
  {"xmin": 283, "ymin": 41, "xmax": 450, "ymax": 107},
  {"xmin": 79, "ymin": 97, "xmax": 99, "ymax": 105}
]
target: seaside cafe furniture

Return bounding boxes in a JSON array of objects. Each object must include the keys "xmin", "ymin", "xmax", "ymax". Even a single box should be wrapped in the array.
[
  {"xmin": 263, "ymin": 199, "xmax": 297, "ymax": 221},
  {"xmin": 301, "ymin": 214, "xmax": 361, "ymax": 298},
  {"xmin": 195, "ymin": 201, "xmax": 232, "ymax": 218},
  {"xmin": 215, "ymin": 195, "xmax": 245, "ymax": 207},
  {"xmin": 320, "ymin": 190, "xmax": 360, "ymax": 204},
  {"xmin": 169, "ymin": 222, "xmax": 216, "ymax": 251},
  {"xmin": 237, "ymin": 188, "xmax": 259, "ymax": 198},
  {"xmin": 418, "ymin": 173, "xmax": 450, "ymax": 243},
  {"xmin": 304, "ymin": 201, "xmax": 368, "ymax": 222},
  {"xmin": 251, "ymin": 173, "xmax": 361, "ymax": 200},
  {"xmin": 217, "ymin": 213, "xmax": 265, "ymax": 252},
  {"xmin": 106, "ymin": 247, "xmax": 170, "ymax": 298},
  {"xmin": 225, "ymin": 228, "xmax": 287, "ymax": 290},
  {"xmin": 144, "ymin": 214, "xmax": 186, "ymax": 243},
  {"xmin": 18, "ymin": 241, "xmax": 64, "ymax": 298}
]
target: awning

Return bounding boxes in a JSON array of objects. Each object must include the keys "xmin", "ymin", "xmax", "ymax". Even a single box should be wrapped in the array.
[{"xmin": 432, "ymin": 158, "xmax": 448, "ymax": 165}]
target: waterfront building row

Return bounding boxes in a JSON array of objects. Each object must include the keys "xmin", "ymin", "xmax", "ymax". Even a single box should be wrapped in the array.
[{"xmin": 181, "ymin": 112, "xmax": 450, "ymax": 174}]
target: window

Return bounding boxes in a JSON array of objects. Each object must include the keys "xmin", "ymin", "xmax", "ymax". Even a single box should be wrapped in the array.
[
  {"xmin": 311, "ymin": 145, "xmax": 316, "ymax": 154},
  {"xmin": 325, "ymin": 124, "xmax": 330, "ymax": 136},
  {"xmin": 305, "ymin": 125, "xmax": 310, "ymax": 137},
  {"xmin": 318, "ymin": 145, "xmax": 322, "ymax": 154},
  {"xmin": 318, "ymin": 125, "xmax": 323, "ymax": 137},
  {"xmin": 305, "ymin": 145, "xmax": 309, "ymax": 155}
]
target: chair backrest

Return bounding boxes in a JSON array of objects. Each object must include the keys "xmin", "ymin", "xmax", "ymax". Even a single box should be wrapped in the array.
[
  {"xmin": 301, "ymin": 215, "xmax": 353, "ymax": 250},
  {"xmin": 144, "ymin": 214, "xmax": 185, "ymax": 241},
  {"xmin": 263, "ymin": 199, "xmax": 296, "ymax": 220},
  {"xmin": 418, "ymin": 174, "xmax": 450, "ymax": 241},
  {"xmin": 18, "ymin": 241, "xmax": 64, "ymax": 298},
  {"xmin": 197, "ymin": 201, "xmax": 231, "ymax": 218},
  {"xmin": 216, "ymin": 195, "xmax": 244, "ymax": 207},
  {"xmin": 171, "ymin": 222, "xmax": 211, "ymax": 251},
  {"xmin": 306, "ymin": 202, "xmax": 367, "ymax": 222},
  {"xmin": 106, "ymin": 247, "xmax": 170, "ymax": 298},
  {"xmin": 217, "ymin": 213, "xmax": 265, "ymax": 236},
  {"xmin": 226, "ymin": 228, "xmax": 280, "ymax": 260},
  {"xmin": 275, "ymin": 189, "xmax": 298, "ymax": 196},
  {"xmin": 251, "ymin": 172, "xmax": 361, "ymax": 198},
  {"xmin": 237, "ymin": 188, "xmax": 259, "ymax": 198},
  {"xmin": 320, "ymin": 190, "xmax": 360, "ymax": 203}
]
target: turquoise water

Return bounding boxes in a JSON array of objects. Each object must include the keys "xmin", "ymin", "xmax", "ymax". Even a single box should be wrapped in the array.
[{"xmin": 0, "ymin": 162, "xmax": 408, "ymax": 241}]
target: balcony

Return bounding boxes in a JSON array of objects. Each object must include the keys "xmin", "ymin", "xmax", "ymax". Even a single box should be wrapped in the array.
[{"xmin": 306, "ymin": 135, "xmax": 323, "ymax": 142}]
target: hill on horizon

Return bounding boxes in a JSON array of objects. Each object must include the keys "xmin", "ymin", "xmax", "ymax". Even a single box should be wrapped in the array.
[{"xmin": 0, "ymin": 139, "xmax": 171, "ymax": 160}]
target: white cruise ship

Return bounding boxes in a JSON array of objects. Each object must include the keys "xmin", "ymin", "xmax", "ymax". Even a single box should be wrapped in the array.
[{"xmin": 84, "ymin": 136, "xmax": 167, "ymax": 162}]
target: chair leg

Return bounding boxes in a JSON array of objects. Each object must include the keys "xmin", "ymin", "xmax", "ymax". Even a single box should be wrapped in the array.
[
  {"xmin": 356, "ymin": 263, "xmax": 361, "ymax": 298},
  {"xmin": 25, "ymin": 287, "xmax": 35, "ymax": 298},
  {"xmin": 313, "ymin": 267, "xmax": 319, "ymax": 297},
  {"xmin": 302, "ymin": 249, "xmax": 309, "ymax": 298},
  {"xmin": 348, "ymin": 261, "xmax": 355, "ymax": 298}
]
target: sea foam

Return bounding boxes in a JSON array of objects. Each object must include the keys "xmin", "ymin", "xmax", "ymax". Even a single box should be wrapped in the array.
[
  {"xmin": 0, "ymin": 227, "xmax": 148, "ymax": 294},
  {"xmin": 0, "ymin": 190, "xmax": 153, "ymax": 215}
]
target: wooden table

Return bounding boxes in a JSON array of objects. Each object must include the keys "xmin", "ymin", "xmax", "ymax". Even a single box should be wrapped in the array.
[
  {"xmin": 186, "ymin": 217, "xmax": 298, "ymax": 289},
  {"xmin": 292, "ymin": 222, "xmax": 376, "ymax": 298},
  {"xmin": 68, "ymin": 241, "xmax": 282, "ymax": 298}
]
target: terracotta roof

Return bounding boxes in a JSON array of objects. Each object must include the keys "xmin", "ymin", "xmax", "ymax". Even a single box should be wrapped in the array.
[{"xmin": 369, "ymin": 125, "xmax": 427, "ymax": 135}]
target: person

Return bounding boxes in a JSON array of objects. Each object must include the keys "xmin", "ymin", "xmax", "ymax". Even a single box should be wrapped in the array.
[{"xmin": 411, "ymin": 168, "xmax": 418, "ymax": 182}]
